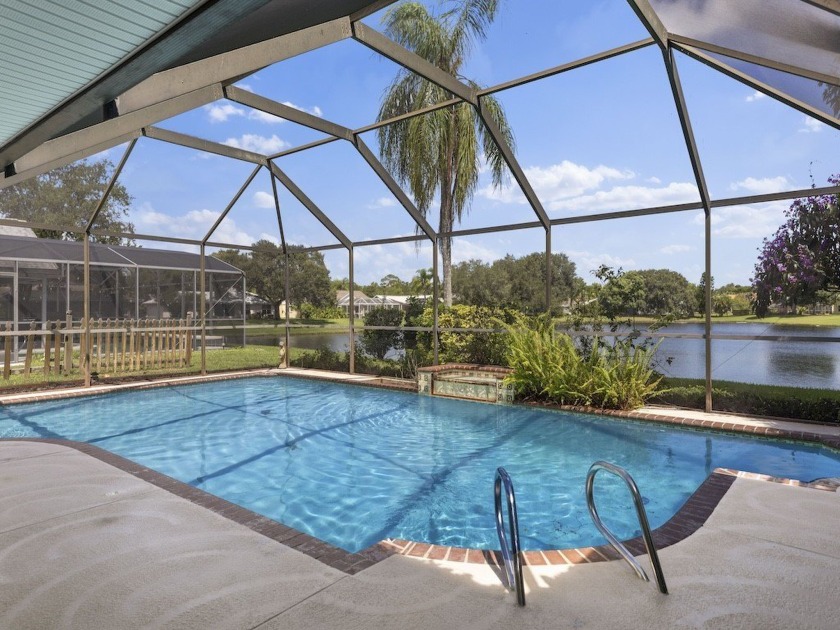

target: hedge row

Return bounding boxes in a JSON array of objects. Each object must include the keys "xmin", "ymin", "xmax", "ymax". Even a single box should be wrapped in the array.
[{"xmin": 652, "ymin": 378, "xmax": 840, "ymax": 425}]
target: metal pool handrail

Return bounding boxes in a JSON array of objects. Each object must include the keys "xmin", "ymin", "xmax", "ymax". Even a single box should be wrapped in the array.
[
  {"xmin": 585, "ymin": 460, "xmax": 668, "ymax": 594},
  {"xmin": 494, "ymin": 467, "xmax": 526, "ymax": 606}
]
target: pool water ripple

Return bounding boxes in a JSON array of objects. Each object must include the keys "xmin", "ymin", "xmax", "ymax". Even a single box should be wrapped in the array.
[{"xmin": 1, "ymin": 376, "xmax": 839, "ymax": 553}]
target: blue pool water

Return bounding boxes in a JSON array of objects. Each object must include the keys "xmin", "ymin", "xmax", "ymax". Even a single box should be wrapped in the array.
[{"xmin": 1, "ymin": 376, "xmax": 839, "ymax": 553}]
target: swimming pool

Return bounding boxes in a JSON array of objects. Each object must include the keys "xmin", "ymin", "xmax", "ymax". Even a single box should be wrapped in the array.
[{"xmin": 1, "ymin": 376, "xmax": 838, "ymax": 553}]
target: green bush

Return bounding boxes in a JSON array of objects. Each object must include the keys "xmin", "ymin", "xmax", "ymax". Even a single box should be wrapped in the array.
[
  {"xmin": 503, "ymin": 315, "xmax": 663, "ymax": 410},
  {"xmin": 299, "ymin": 303, "xmax": 344, "ymax": 319},
  {"xmin": 653, "ymin": 378, "xmax": 840, "ymax": 424},
  {"xmin": 360, "ymin": 306, "xmax": 403, "ymax": 360},
  {"xmin": 416, "ymin": 304, "xmax": 518, "ymax": 365}
]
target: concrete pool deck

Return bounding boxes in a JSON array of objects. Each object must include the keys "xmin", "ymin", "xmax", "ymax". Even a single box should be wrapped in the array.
[{"xmin": 1, "ymin": 369, "xmax": 840, "ymax": 628}]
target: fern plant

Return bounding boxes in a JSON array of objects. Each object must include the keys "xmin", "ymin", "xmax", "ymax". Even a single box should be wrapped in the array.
[{"xmin": 502, "ymin": 315, "xmax": 664, "ymax": 410}]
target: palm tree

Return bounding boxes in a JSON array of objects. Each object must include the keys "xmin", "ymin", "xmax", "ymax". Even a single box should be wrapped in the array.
[{"xmin": 377, "ymin": 0, "xmax": 514, "ymax": 307}]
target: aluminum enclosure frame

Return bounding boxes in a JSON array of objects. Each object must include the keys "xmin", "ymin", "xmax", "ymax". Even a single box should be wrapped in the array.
[{"xmin": 0, "ymin": 0, "xmax": 838, "ymax": 404}]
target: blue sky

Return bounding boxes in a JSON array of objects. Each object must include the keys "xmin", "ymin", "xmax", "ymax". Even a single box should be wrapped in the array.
[{"xmin": 99, "ymin": 0, "xmax": 838, "ymax": 287}]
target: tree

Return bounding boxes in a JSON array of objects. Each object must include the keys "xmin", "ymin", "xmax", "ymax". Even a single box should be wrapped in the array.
[
  {"xmin": 0, "ymin": 160, "xmax": 135, "ymax": 245},
  {"xmin": 626, "ymin": 269, "xmax": 695, "ymax": 318},
  {"xmin": 409, "ymin": 268, "xmax": 434, "ymax": 295},
  {"xmin": 215, "ymin": 241, "xmax": 332, "ymax": 316},
  {"xmin": 596, "ymin": 266, "xmax": 646, "ymax": 321},
  {"xmin": 696, "ymin": 272, "xmax": 713, "ymax": 315},
  {"xmin": 451, "ymin": 252, "xmax": 578, "ymax": 313},
  {"xmin": 377, "ymin": 0, "xmax": 514, "ymax": 307},
  {"xmin": 751, "ymin": 175, "xmax": 840, "ymax": 317},
  {"xmin": 361, "ymin": 306, "xmax": 403, "ymax": 360}
]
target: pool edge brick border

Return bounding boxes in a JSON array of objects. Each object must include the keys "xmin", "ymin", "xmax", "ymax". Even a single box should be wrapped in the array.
[{"xmin": 2, "ymin": 370, "xmax": 839, "ymax": 571}]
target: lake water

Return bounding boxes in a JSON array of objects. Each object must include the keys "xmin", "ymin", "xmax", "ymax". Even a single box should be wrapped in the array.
[{"xmin": 244, "ymin": 323, "xmax": 840, "ymax": 389}]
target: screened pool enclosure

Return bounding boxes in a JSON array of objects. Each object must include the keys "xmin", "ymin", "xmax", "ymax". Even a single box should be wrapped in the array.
[{"xmin": 0, "ymin": 0, "xmax": 838, "ymax": 406}]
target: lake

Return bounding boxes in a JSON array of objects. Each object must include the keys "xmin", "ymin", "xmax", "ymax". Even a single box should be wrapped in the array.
[{"xmin": 241, "ymin": 322, "xmax": 840, "ymax": 389}]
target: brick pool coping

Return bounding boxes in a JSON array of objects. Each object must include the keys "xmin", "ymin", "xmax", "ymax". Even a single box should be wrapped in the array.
[{"xmin": 2, "ymin": 368, "xmax": 839, "ymax": 573}]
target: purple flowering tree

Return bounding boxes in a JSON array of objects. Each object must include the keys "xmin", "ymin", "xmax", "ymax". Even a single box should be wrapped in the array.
[{"xmin": 751, "ymin": 175, "xmax": 840, "ymax": 317}]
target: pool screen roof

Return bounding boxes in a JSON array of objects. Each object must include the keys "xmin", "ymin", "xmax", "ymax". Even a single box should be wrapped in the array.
[
  {"xmin": 0, "ymin": 0, "xmax": 837, "ymax": 252},
  {"xmin": 0, "ymin": 233, "xmax": 241, "ymax": 274}
]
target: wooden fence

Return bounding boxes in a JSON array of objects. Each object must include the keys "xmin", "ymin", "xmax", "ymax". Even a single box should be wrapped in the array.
[{"xmin": 1, "ymin": 317, "xmax": 194, "ymax": 380}]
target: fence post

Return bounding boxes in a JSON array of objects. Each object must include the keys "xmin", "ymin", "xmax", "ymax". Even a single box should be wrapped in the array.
[
  {"xmin": 64, "ymin": 312, "xmax": 72, "ymax": 374},
  {"xmin": 52, "ymin": 320, "xmax": 61, "ymax": 375},
  {"xmin": 3, "ymin": 322, "xmax": 10, "ymax": 380},
  {"xmin": 185, "ymin": 315, "xmax": 193, "ymax": 367},
  {"xmin": 24, "ymin": 322, "xmax": 35, "ymax": 377},
  {"xmin": 43, "ymin": 323, "xmax": 52, "ymax": 377}
]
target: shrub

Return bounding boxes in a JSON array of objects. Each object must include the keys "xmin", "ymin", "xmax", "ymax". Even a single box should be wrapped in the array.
[
  {"xmin": 653, "ymin": 378, "xmax": 840, "ymax": 424},
  {"xmin": 416, "ymin": 304, "xmax": 518, "ymax": 365},
  {"xmin": 503, "ymin": 315, "xmax": 663, "ymax": 410},
  {"xmin": 299, "ymin": 303, "xmax": 344, "ymax": 319},
  {"xmin": 360, "ymin": 306, "xmax": 404, "ymax": 360}
]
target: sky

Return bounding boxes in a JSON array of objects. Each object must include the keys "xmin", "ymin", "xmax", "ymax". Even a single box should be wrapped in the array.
[{"xmin": 91, "ymin": 0, "xmax": 838, "ymax": 288}]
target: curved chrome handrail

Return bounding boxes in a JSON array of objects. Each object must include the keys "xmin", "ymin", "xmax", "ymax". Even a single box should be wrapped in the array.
[
  {"xmin": 494, "ymin": 467, "xmax": 525, "ymax": 606},
  {"xmin": 585, "ymin": 460, "xmax": 668, "ymax": 594}
]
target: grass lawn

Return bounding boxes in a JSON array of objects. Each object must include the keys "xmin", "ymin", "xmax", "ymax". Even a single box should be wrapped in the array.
[
  {"xmin": 568, "ymin": 313, "xmax": 840, "ymax": 328},
  {"xmin": 209, "ymin": 319, "xmax": 350, "ymax": 336}
]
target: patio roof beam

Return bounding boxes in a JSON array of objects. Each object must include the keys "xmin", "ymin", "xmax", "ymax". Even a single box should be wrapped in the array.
[
  {"xmin": 270, "ymin": 137, "xmax": 340, "ymax": 159},
  {"xmin": 354, "ymin": 98, "xmax": 462, "ymax": 135},
  {"xmin": 353, "ymin": 137, "xmax": 436, "ymax": 239},
  {"xmin": 479, "ymin": 38, "xmax": 656, "ymax": 96},
  {"xmin": 1, "ymin": 20, "xmax": 352, "ymax": 190},
  {"xmin": 203, "ymin": 165, "xmax": 264, "ymax": 243},
  {"xmin": 669, "ymin": 35, "xmax": 840, "ymax": 87},
  {"xmin": 0, "ymin": 130, "xmax": 142, "ymax": 191},
  {"xmin": 626, "ymin": 0, "xmax": 669, "ymax": 49},
  {"xmin": 675, "ymin": 44, "xmax": 840, "ymax": 131},
  {"xmin": 351, "ymin": 21, "xmax": 550, "ymax": 230},
  {"xmin": 270, "ymin": 172, "xmax": 287, "ymax": 255},
  {"xmin": 225, "ymin": 86, "xmax": 354, "ymax": 140},
  {"xmin": 2, "ymin": 86, "xmax": 223, "ymax": 190},
  {"xmin": 117, "ymin": 18, "xmax": 353, "ymax": 116},
  {"xmin": 230, "ymin": 86, "xmax": 437, "ymax": 240},
  {"xmin": 86, "ymin": 139, "xmax": 137, "ymax": 232},
  {"xmin": 268, "ymin": 162, "xmax": 351, "ymax": 249},
  {"xmin": 663, "ymin": 47, "xmax": 713, "ymax": 412},
  {"xmin": 477, "ymin": 97, "xmax": 550, "ymax": 229},
  {"xmin": 352, "ymin": 22, "xmax": 477, "ymax": 104},
  {"xmin": 90, "ymin": 229, "xmax": 201, "ymax": 247},
  {"xmin": 803, "ymin": 0, "xmax": 840, "ymax": 17},
  {"xmin": 144, "ymin": 126, "xmax": 267, "ymax": 165}
]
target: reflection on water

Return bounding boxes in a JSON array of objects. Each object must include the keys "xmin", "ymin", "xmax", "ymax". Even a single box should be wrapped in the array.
[{"xmin": 252, "ymin": 323, "xmax": 840, "ymax": 390}]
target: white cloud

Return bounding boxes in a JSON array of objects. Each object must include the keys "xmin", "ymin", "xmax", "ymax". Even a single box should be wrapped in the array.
[
  {"xmin": 204, "ymin": 103, "xmax": 246, "ymax": 123},
  {"xmin": 659, "ymin": 244, "xmax": 693, "ymax": 255},
  {"xmin": 350, "ymin": 241, "xmax": 434, "ymax": 283},
  {"xmin": 134, "ymin": 203, "xmax": 257, "ymax": 247},
  {"xmin": 480, "ymin": 160, "xmax": 634, "ymax": 205},
  {"xmin": 367, "ymin": 197, "xmax": 397, "ymax": 209},
  {"xmin": 799, "ymin": 117, "xmax": 824, "ymax": 133},
  {"xmin": 691, "ymin": 201, "xmax": 788, "ymax": 239},
  {"xmin": 283, "ymin": 102, "xmax": 323, "ymax": 117},
  {"xmin": 745, "ymin": 91, "xmax": 767, "ymax": 103},
  {"xmin": 478, "ymin": 159, "xmax": 698, "ymax": 215},
  {"xmin": 235, "ymin": 83, "xmax": 254, "ymax": 93},
  {"xmin": 549, "ymin": 182, "xmax": 699, "ymax": 213},
  {"xmin": 450, "ymin": 239, "xmax": 501, "ymax": 264},
  {"xmin": 729, "ymin": 176, "xmax": 790, "ymax": 194},
  {"xmin": 223, "ymin": 134, "xmax": 288, "ymax": 154},
  {"xmin": 247, "ymin": 110, "xmax": 285, "ymax": 124},
  {"xmin": 253, "ymin": 191, "xmax": 275, "ymax": 208}
]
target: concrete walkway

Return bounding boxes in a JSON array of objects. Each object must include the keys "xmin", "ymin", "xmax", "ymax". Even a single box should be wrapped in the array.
[{"xmin": 1, "ymin": 440, "xmax": 839, "ymax": 629}]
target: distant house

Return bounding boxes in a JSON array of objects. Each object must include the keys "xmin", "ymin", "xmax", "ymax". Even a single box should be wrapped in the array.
[{"xmin": 336, "ymin": 290, "xmax": 403, "ymax": 317}]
